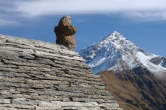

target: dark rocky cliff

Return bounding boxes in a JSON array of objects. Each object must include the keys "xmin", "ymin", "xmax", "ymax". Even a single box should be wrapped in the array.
[{"xmin": 0, "ymin": 34, "xmax": 122, "ymax": 110}]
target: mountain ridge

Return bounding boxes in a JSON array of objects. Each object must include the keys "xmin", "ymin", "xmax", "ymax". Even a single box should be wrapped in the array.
[
  {"xmin": 79, "ymin": 31, "xmax": 166, "ymax": 76},
  {"xmin": 79, "ymin": 31, "xmax": 166, "ymax": 110}
]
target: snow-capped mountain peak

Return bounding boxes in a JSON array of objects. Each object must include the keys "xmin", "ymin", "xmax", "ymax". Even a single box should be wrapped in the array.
[
  {"xmin": 79, "ymin": 31, "xmax": 166, "ymax": 76},
  {"xmin": 102, "ymin": 31, "xmax": 138, "ymax": 53}
]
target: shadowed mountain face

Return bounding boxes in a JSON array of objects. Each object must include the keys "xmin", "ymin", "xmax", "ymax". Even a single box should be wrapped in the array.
[{"xmin": 100, "ymin": 68, "xmax": 166, "ymax": 110}]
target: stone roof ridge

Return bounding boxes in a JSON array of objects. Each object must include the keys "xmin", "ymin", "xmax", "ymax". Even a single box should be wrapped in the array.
[{"xmin": 0, "ymin": 34, "xmax": 84, "ymax": 62}]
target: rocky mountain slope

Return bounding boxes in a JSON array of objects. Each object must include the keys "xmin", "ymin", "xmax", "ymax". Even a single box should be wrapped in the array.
[
  {"xmin": 79, "ymin": 31, "xmax": 166, "ymax": 110},
  {"xmin": 100, "ymin": 69, "xmax": 166, "ymax": 110},
  {"xmin": 79, "ymin": 31, "xmax": 166, "ymax": 76},
  {"xmin": 0, "ymin": 34, "xmax": 122, "ymax": 110}
]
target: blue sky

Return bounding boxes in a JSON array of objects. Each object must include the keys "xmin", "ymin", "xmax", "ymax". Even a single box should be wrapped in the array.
[{"xmin": 0, "ymin": 0, "xmax": 166, "ymax": 57}]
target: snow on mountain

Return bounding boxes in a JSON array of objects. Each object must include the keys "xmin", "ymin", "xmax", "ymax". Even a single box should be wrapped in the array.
[{"xmin": 79, "ymin": 31, "xmax": 166, "ymax": 75}]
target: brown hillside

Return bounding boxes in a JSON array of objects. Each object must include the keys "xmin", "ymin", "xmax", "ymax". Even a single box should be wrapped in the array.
[{"xmin": 100, "ymin": 69, "xmax": 166, "ymax": 110}]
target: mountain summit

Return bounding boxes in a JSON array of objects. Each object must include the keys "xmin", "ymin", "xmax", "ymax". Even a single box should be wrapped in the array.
[
  {"xmin": 80, "ymin": 31, "xmax": 166, "ymax": 110},
  {"xmin": 79, "ymin": 31, "xmax": 166, "ymax": 76}
]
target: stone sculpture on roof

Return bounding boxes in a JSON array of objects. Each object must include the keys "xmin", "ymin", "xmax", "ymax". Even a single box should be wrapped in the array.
[{"xmin": 54, "ymin": 16, "xmax": 77, "ymax": 50}]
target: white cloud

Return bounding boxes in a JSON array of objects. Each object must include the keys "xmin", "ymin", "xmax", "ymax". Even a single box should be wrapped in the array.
[
  {"xmin": 14, "ymin": 0, "xmax": 166, "ymax": 20},
  {"xmin": 1, "ymin": 0, "xmax": 166, "ymax": 22}
]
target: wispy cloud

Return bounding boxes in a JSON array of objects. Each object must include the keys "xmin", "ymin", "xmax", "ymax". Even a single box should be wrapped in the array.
[
  {"xmin": 0, "ymin": 0, "xmax": 20, "ymax": 26},
  {"xmin": 0, "ymin": 12, "xmax": 19, "ymax": 26},
  {"xmin": 1, "ymin": 0, "xmax": 166, "ymax": 25},
  {"xmin": 0, "ymin": 19, "xmax": 18, "ymax": 26},
  {"xmin": 15, "ymin": 0, "xmax": 166, "ymax": 16}
]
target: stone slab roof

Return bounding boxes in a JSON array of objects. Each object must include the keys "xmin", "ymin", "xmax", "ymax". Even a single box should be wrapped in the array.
[{"xmin": 0, "ymin": 34, "xmax": 122, "ymax": 110}]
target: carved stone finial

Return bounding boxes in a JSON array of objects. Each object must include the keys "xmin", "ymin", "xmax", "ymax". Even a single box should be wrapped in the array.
[{"xmin": 54, "ymin": 16, "xmax": 77, "ymax": 50}]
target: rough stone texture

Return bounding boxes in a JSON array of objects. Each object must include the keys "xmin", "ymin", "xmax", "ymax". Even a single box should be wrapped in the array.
[
  {"xmin": 54, "ymin": 16, "xmax": 77, "ymax": 50},
  {"xmin": 0, "ymin": 34, "xmax": 122, "ymax": 110}
]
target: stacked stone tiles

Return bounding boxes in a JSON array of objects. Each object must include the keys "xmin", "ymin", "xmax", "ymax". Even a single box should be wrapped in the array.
[{"xmin": 0, "ymin": 34, "xmax": 122, "ymax": 110}]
